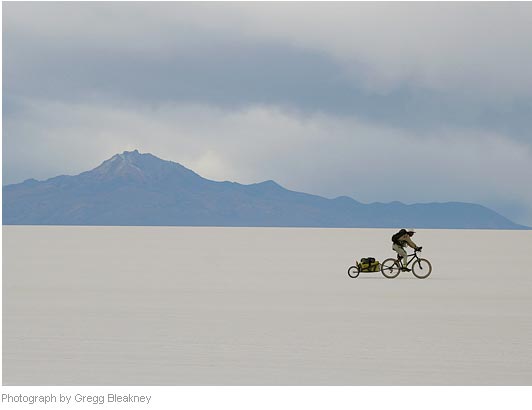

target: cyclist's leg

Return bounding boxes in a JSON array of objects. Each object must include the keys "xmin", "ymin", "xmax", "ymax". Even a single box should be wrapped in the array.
[
  {"xmin": 392, "ymin": 244, "xmax": 407, "ymax": 266},
  {"xmin": 399, "ymin": 248, "xmax": 407, "ymax": 267}
]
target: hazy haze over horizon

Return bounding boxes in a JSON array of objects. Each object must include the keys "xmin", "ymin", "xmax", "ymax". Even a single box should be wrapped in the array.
[{"xmin": 3, "ymin": 2, "xmax": 532, "ymax": 225}]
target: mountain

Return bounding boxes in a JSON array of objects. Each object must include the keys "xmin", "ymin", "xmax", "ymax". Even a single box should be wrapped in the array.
[{"xmin": 3, "ymin": 150, "xmax": 528, "ymax": 229}]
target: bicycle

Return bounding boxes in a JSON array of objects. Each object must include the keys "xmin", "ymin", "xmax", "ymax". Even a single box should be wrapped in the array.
[{"xmin": 380, "ymin": 248, "xmax": 432, "ymax": 279}]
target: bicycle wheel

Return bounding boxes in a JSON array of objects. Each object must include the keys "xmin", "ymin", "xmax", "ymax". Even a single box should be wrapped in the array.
[
  {"xmin": 347, "ymin": 265, "xmax": 360, "ymax": 278},
  {"xmin": 412, "ymin": 258, "xmax": 432, "ymax": 279},
  {"xmin": 381, "ymin": 258, "xmax": 400, "ymax": 279}
]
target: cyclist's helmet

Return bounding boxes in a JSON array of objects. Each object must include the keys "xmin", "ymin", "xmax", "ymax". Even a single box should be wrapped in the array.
[{"xmin": 407, "ymin": 229, "xmax": 416, "ymax": 235}]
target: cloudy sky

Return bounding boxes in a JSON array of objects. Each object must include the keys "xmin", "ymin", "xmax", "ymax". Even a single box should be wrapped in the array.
[{"xmin": 3, "ymin": 2, "xmax": 532, "ymax": 225}]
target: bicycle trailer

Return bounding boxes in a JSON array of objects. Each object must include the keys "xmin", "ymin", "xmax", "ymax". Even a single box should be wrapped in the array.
[
  {"xmin": 347, "ymin": 257, "xmax": 381, "ymax": 278},
  {"xmin": 358, "ymin": 257, "xmax": 380, "ymax": 272}
]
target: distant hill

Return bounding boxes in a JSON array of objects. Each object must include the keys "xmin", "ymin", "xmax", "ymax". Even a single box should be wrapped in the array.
[{"xmin": 3, "ymin": 150, "xmax": 528, "ymax": 229}]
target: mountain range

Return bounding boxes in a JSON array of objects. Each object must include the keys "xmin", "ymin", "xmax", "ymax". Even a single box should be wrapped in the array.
[{"xmin": 3, "ymin": 150, "xmax": 528, "ymax": 229}]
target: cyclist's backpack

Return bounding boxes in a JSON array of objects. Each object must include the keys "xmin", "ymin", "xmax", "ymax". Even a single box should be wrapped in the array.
[
  {"xmin": 392, "ymin": 229, "xmax": 407, "ymax": 244},
  {"xmin": 358, "ymin": 257, "xmax": 380, "ymax": 272}
]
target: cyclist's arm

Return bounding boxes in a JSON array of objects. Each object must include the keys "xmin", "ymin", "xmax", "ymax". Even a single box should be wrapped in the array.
[{"xmin": 405, "ymin": 237, "xmax": 418, "ymax": 249}]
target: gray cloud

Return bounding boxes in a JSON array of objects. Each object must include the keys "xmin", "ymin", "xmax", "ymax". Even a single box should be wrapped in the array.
[
  {"xmin": 5, "ymin": 4, "xmax": 532, "ymax": 133},
  {"xmin": 3, "ymin": 2, "xmax": 532, "ymax": 225},
  {"xmin": 5, "ymin": 22, "xmax": 532, "ymax": 140},
  {"xmin": 5, "ymin": 2, "xmax": 532, "ymax": 98}
]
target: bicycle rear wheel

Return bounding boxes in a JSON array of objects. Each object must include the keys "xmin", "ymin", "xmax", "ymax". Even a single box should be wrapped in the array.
[
  {"xmin": 412, "ymin": 258, "xmax": 432, "ymax": 279},
  {"xmin": 381, "ymin": 258, "xmax": 400, "ymax": 279}
]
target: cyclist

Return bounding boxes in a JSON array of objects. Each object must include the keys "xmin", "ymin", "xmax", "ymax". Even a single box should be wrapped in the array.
[{"xmin": 392, "ymin": 229, "xmax": 422, "ymax": 271}]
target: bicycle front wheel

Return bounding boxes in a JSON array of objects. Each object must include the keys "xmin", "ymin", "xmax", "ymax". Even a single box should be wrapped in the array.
[
  {"xmin": 381, "ymin": 258, "xmax": 400, "ymax": 279},
  {"xmin": 412, "ymin": 258, "xmax": 432, "ymax": 279}
]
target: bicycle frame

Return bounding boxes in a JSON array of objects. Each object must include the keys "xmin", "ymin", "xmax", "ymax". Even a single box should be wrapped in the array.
[{"xmin": 397, "ymin": 251, "xmax": 420, "ymax": 267}]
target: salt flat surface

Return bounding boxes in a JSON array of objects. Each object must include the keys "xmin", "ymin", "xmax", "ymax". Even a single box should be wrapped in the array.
[{"xmin": 3, "ymin": 226, "xmax": 532, "ymax": 385}]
